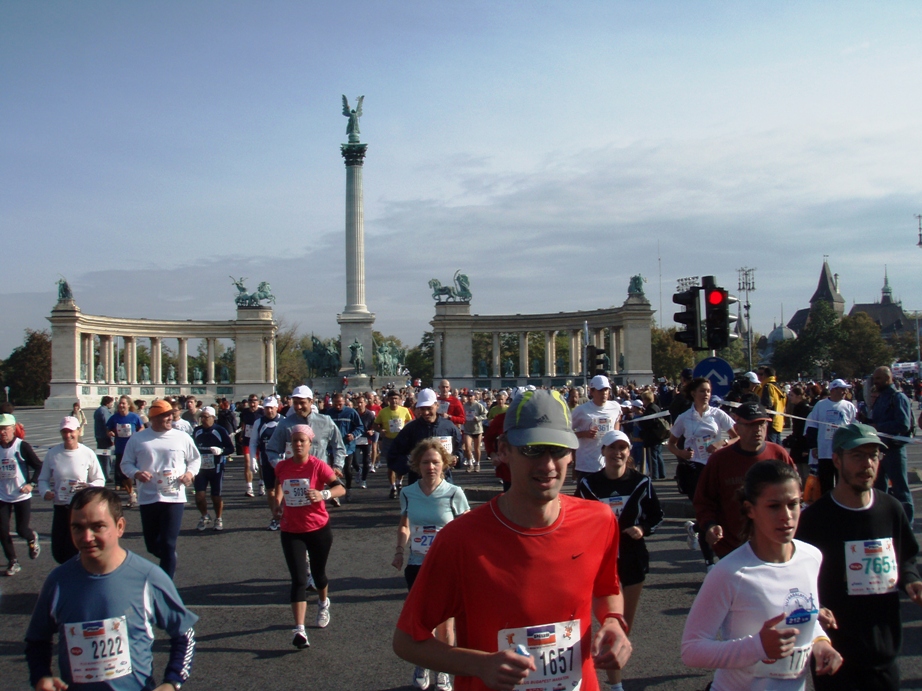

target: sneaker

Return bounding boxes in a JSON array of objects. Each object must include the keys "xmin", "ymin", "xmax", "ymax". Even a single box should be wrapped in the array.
[
  {"xmin": 306, "ymin": 574, "xmax": 316, "ymax": 592},
  {"xmin": 28, "ymin": 533, "xmax": 40, "ymax": 560},
  {"xmin": 5, "ymin": 561, "xmax": 21, "ymax": 576},
  {"xmin": 214, "ymin": 518, "xmax": 224, "ymax": 532},
  {"xmin": 413, "ymin": 666, "xmax": 431, "ymax": 690},
  {"xmin": 316, "ymin": 600, "xmax": 331, "ymax": 628},
  {"xmin": 369, "ymin": 465, "xmax": 377, "ymax": 473},
  {"xmin": 258, "ymin": 484, "xmax": 266, "ymax": 496},
  {"xmin": 473, "ymin": 463, "xmax": 480, "ymax": 473},
  {"xmin": 389, "ymin": 487, "xmax": 397, "ymax": 499},
  {"xmin": 127, "ymin": 492, "xmax": 138, "ymax": 509},
  {"xmin": 436, "ymin": 672, "xmax": 452, "ymax": 691},
  {"xmin": 245, "ymin": 488, "xmax": 255, "ymax": 498},
  {"xmin": 267, "ymin": 518, "xmax": 280, "ymax": 531},
  {"xmin": 360, "ymin": 481, "xmax": 367, "ymax": 489},
  {"xmin": 197, "ymin": 515, "xmax": 212, "ymax": 532},
  {"xmin": 291, "ymin": 628, "xmax": 309, "ymax": 649},
  {"xmin": 685, "ymin": 521, "xmax": 698, "ymax": 550}
]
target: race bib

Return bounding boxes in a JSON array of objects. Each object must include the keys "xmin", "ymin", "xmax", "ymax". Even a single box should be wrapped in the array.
[
  {"xmin": 498, "ymin": 619, "xmax": 581, "ymax": 690},
  {"xmin": 410, "ymin": 525, "xmax": 440, "ymax": 556},
  {"xmin": 438, "ymin": 402, "xmax": 450, "ymax": 416},
  {"xmin": 845, "ymin": 538, "xmax": 899, "ymax": 595},
  {"xmin": 823, "ymin": 410, "xmax": 841, "ymax": 440},
  {"xmin": 388, "ymin": 418, "xmax": 404, "ymax": 434},
  {"xmin": 753, "ymin": 587, "xmax": 818, "ymax": 679},
  {"xmin": 200, "ymin": 453, "xmax": 215, "ymax": 470},
  {"xmin": 0, "ymin": 460, "xmax": 18, "ymax": 480},
  {"xmin": 355, "ymin": 436, "xmax": 368, "ymax": 446},
  {"xmin": 64, "ymin": 616, "xmax": 132, "ymax": 683},
  {"xmin": 283, "ymin": 478, "xmax": 311, "ymax": 507},
  {"xmin": 116, "ymin": 424, "xmax": 133, "ymax": 439},
  {"xmin": 437, "ymin": 436, "xmax": 453, "ymax": 454},
  {"xmin": 244, "ymin": 424, "xmax": 253, "ymax": 438},
  {"xmin": 591, "ymin": 415, "xmax": 613, "ymax": 435},
  {"xmin": 156, "ymin": 470, "xmax": 180, "ymax": 497},
  {"xmin": 601, "ymin": 494, "xmax": 625, "ymax": 518},
  {"xmin": 56, "ymin": 480, "xmax": 82, "ymax": 503},
  {"xmin": 754, "ymin": 643, "xmax": 813, "ymax": 680},
  {"xmin": 691, "ymin": 434, "xmax": 714, "ymax": 462}
]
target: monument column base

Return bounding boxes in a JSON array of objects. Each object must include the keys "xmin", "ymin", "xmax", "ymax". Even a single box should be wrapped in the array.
[{"xmin": 337, "ymin": 310, "xmax": 375, "ymax": 388}]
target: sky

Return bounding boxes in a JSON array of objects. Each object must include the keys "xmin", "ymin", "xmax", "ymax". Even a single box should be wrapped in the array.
[{"xmin": 2, "ymin": 1, "xmax": 922, "ymax": 358}]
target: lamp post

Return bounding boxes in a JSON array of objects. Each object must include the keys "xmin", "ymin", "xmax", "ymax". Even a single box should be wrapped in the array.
[
  {"xmin": 916, "ymin": 214, "xmax": 922, "ymax": 249},
  {"xmin": 738, "ymin": 267, "xmax": 756, "ymax": 371}
]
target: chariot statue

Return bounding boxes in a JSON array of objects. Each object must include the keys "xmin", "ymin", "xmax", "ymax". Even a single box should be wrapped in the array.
[
  {"xmin": 56, "ymin": 277, "xmax": 73, "ymax": 301},
  {"xmin": 230, "ymin": 276, "xmax": 276, "ymax": 307},
  {"xmin": 628, "ymin": 274, "xmax": 647, "ymax": 296},
  {"xmin": 429, "ymin": 270, "xmax": 472, "ymax": 303}
]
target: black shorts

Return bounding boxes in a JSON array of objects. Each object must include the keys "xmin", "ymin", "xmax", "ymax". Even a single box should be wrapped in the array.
[
  {"xmin": 194, "ymin": 466, "xmax": 224, "ymax": 495},
  {"xmin": 405, "ymin": 564, "xmax": 422, "ymax": 591},
  {"xmin": 261, "ymin": 459, "xmax": 277, "ymax": 489},
  {"xmin": 618, "ymin": 548, "xmax": 649, "ymax": 587}
]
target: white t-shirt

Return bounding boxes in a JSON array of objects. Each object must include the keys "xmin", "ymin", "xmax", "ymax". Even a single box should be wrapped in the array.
[
  {"xmin": 805, "ymin": 398, "xmax": 857, "ymax": 459},
  {"xmin": 120, "ymin": 428, "xmax": 201, "ymax": 505},
  {"xmin": 37, "ymin": 444, "xmax": 106, "ymax": 506},
  {"xmin": 571, "ymin": 400, "xmax": 623, "ymax": 473},
  {"xmin": 682, "ymin": 540, "xmax": 825, "ymax": 691},
  {"xmin": 671, "ymin": 406, "xmax": 736, "ymax": 465}
]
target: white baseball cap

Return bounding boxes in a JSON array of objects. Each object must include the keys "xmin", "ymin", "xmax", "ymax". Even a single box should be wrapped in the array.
[
  {"xmin": 60, "ymin": 416, "xmax": 81, "ymax": 431},
  {"xmin": 590, "ymin": 375, "xmax": 611, "ymax": 390},
  {"xmin": 601, "ymin": 430, "xmax": 631, "ymax": 447},
  {"xmin": 201, "ymin": 406, "xmax": 216, "ymax": 417},
  {"xmin": 416, "ymin": 388, "xmax": 438, "ymax": 407},
  {"xmin": 744, "ymin": 371, "xmax": 760, "ymax": 384},
  {"xmin": 829, "ymin": 379, "xmax": 852, "ymax": 390},
  {"xmin": 292, "ymin": 385, "xmax": 313, "ymax": 399},
  {"xmin": 262, "ymin": 396, "xmax": 279, "ymax": 407}
]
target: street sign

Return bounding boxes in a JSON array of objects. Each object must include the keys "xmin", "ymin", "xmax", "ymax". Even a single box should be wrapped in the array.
[{"xmin": 693, "ymin": 357, "xmax": 734, "ymax": 398}]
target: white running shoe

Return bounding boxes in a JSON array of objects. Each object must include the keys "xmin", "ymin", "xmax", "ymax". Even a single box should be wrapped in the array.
[
  {"xmin": 436, "ymin": 672, "xmax": 452, "ymax": 691},
  {"xmin": 413, "ymin": 667, "xmax": 430, "ymax": 690},
  {"xmin": 214, "ymin": 517, "xmax": 223, "ymax": 532},
  {"xmin": 197, "ymin": 515, "xmax": 212, "ymax": 532},
  {"xmin": 258, "ymin": 484, "xmax": 266, "ymax": 496},
  {"xmin": 291, "ymin": 628, "xmax": 309, "ymax": 649},
  {"xmin": 316, "ymin": 599, "xmax": 331, "ymax": 628},
  {"xmin": 685, "ymin": 521, "xmax": 698, "ymax": 550}
]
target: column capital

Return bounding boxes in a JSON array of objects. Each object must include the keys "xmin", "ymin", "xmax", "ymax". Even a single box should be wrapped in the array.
[{"xmin": 341, "ymin": 142, "xmax": 368, "ymax": 166}]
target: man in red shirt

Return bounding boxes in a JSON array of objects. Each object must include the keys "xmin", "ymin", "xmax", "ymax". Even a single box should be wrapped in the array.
[
  {"xmin": 436, "ymin": 380, "xmax": 465, "ymax": 428},
  {"xmin": 693, "ymin": 401, "xmax": 795, "ymax": 561},
  {"xmin": 393, "ymin": 390, "xmax": 631, "ymax": 691}
]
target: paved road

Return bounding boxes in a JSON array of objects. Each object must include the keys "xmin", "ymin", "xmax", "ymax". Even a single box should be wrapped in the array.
[{"xmin": 3, "ymin": 408, "xmax": 922, "ymax": 690}]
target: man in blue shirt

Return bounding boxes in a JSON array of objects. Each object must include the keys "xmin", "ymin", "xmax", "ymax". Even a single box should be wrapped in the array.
[
  {"xmin": 322, "ymin": 393, "xmax": 364, "ymax": 503},
  {"xmin": 870, "ymin": 366, "xmax": 914, "ymax": 522},
  {"xmin": 25, "ymin": 486, "xmax": 197, "ymax": 691}
]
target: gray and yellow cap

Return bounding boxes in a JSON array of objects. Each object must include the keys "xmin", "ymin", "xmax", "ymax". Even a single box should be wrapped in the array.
[
  {"xmin": 503, "ymin": 390, "xmax": 578, "ymax": 449},
  {"xmin": 833, "ymin": 422, "xmax": 886, "ymax": 452}
]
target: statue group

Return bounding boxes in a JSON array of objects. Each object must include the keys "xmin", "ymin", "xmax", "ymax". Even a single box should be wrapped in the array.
[
  {"xmin": 56, "ymin": 277, "xmax": 73, "ymax": 302},
  {"xmin": 348, "ymin": 339, "xmax": 365, "ymax": 375},
  {"xmin": 429, "ymin": 270, "xmax": 472, "ymax": 303},
  {"xmin": 230, "ymin": 277, "xmax": 276, "ymax": 308},
  {"xmin": 303, "ymin": 337, "xmax": 341, "ymax": 378},
  {"xmin": 375, "ymin": 341, "xmax": 405, "ymax": 377}
]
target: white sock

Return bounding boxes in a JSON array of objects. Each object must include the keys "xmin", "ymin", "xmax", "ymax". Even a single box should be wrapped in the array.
[
  {"xmin": 246, "ymin": 482, "xmax": 253, "ymax": 490},
  {"xmin": 294, "ymin": 624, "xmax": 305, "ymax": 633},
  {"xmin": 318, "ymin": 598, "xmax": 329, "ymax": 608}
]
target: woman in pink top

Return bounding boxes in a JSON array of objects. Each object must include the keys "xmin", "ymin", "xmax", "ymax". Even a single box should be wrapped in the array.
[{"xmin": 274, "ymin": 425, "xmax": 346, "ymax": 649}]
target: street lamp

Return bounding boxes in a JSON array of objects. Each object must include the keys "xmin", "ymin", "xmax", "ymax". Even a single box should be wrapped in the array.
[{"xmin": 738, "ymin": 267, "xmax": 756, "ymax": 371}]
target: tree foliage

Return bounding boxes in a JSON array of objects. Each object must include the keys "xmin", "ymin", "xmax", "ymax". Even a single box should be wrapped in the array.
[
  {"xmin": 771, "ymin": 301, "xmax": 841, "ymax": 380},
  {"xmin": 1, "ymin": 329, "xmax": 52, "ymax": 405},
  {"xmin": 275, "ymin": 319, "xmax": 310, "ymax": 395},
  {"xmin": 650, "ymin": 324, "xmax": 694, "ymax": 381},
  {"xmin": 832, "ymin": 312, "xmax": 893, "ymax": 378},
  {"xmin": 405, "ymin": 332, "xmax": 434, "ymax": 385}
]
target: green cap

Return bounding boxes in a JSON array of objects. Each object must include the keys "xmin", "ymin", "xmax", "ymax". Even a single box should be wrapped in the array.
[
  {"xmin": 832, "ymin": 422, "xmax": 886, "ymax": 452},
  {"xmin": 0, "ymin": 414, "xmax": 15, "ymax": 427},
  {"xmin": 503, "ymin": 390, "xmax": 578, "ymax": 449}
]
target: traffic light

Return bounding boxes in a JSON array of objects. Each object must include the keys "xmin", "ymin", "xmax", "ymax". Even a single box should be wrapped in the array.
[
  {"xmin": 704, "ymin": 286, "xmax": 740, "ymax": 350},
  {"xmin": 673, "ymin": 287, "xmax": 705, "ymax": 350},
  {"xmin": 585, "ymin": 344, "xmax": 597, "ymax": 375},
  {"xmin": 594, "ymin": 347, "xmax": 608, "ymax": 374}
]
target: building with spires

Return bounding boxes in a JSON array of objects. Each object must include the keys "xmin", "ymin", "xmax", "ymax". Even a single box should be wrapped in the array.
[
  {"xmin": 848, "ymin": 270, "xmax": 912, "ymax": 338},
  {"xmin": 786, "ymin": 259, "xmax": 846, "ymax": 336}
]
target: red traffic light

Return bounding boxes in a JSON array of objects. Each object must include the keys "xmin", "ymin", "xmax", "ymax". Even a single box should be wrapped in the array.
[{"xmin": 707, "ymin": 289, "xmax": 725, "ymax": 306}]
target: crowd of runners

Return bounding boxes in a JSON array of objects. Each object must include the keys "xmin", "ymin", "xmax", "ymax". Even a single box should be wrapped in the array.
[{"xmin": 5, "ymin": 364, "xmax": 922, "ymax": 690}]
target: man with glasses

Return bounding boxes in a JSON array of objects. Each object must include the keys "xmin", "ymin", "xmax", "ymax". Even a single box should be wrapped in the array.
[
  {"xmin": 797, "ymin": 422, "xmax": 922, "ymax": 691},
  {"xmin": 394, "ymin": 390, "xmax": 631, "ymax": 691},
  {"xmin": 239, "ymin": 394, "xmax": 265, "ymax": 497}
]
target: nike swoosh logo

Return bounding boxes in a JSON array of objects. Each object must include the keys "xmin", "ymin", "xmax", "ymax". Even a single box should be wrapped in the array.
[{"xmin": 571, "ymin": 553, "xmax": 583, "ymax": 559}]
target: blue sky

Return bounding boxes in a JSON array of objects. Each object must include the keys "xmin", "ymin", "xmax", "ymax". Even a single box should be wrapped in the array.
[{"xmin": 3, "ymin": 1, "xmax": 921, "ymax": 357}]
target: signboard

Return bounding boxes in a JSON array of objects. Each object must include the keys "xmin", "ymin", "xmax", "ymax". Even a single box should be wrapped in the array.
[{"xmin": 693, "ymin": 357, "xmax": 734, "ymax": 398}]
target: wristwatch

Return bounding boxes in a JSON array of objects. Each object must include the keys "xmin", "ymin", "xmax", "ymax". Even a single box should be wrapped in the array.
[{"xmin": 604, "ymin": 612, "xmax": 630, "ymax": 636}]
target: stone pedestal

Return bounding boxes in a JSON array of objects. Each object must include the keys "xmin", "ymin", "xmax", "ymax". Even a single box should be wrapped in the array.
[{"xmin": 337, "ymin": 311, "xmax": 375, "ymax": 384}]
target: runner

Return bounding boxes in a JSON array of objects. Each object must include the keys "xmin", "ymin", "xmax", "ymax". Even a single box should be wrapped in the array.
[
  {"xmin": 275, "ymin": 425, "xmax": 346, "ymax": 649},
  {"xmin": 239, "ymin": 394, "xmax": 265, "ymax": 497},
  {"xmin": 25, "ymin": 487, "xmax": 197, "ymax": 690},
  {"xmin": 106, "ymin": 395, "xmax": 144, "ymax": 507},
  {"xmin": 250, "ymin": 396, "xmax": 283, "ymax": 530},
  {"xmin": 682, "ymin": 460, "xmax": 842, "ymax": 689},
  {"xmin": 388, "ymin": 389, "xmax": 461, "ymax": 489},
  {"xmin": 120, "ymin": 399, "xmax": 201, "ymax": 579},
  {"xmin": 192, "ymin": 406, "xmax": 236, "ymax": 532},
  {"xmin": 37, "ymin": 416, "xmax": 105, "ymax": 563},
  {"xmin": 392, "ymin": 438, "xmax": 470, "ymax": 690},
  {"xmin": 575, "ymin": 429, "xmax": 663, "ymax": 691},
  {"xmin": 375, "ymin": 389, "xmax": 414, "ymax": 498},
  {"xmin": 0, "ymin": 413, "xmax": 41, "ymax": 576},
  {"xmin": 353, "ymin": 395, "xmax": 376, "ymax": 489}
]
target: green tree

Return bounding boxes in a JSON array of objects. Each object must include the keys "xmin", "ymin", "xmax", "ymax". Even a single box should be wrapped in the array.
[
  {"xmin": 1, "ymin": 329, "xmax": 52, "ymax": 405},
  {"xmin": 832, "ymin": 312, "xmax": 893, "ymax": 378},
  {"xmin": 771, "ymin": 301, "xmax": 842, "ymax": 379},
  {"xmin": 889, "ymin": 329, "xmax": 920, "ymax": 364},
  {"xmin": 650, "ymin": 324, "xmax": 695, "ymax": 380},
  {"xmin": 405, "ymin": 332, "xmax": 434, "ymax": 385},
  {"xmin": 275, "ymin": 320, "xmax": 310, "ymax": 395}
]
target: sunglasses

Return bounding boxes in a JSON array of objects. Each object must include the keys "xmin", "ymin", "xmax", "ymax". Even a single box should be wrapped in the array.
[{"xmin": 516, "ymin": 445, "xmax": 571, "ymax": 460}]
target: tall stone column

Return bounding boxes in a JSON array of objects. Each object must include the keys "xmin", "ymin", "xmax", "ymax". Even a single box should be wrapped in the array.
[
  {"xmin": 82, "ymin": 334, "xmax": 92, "ymax": 382},
  {"xmin": 105, "ymin": 336, "xmax": 115, "ymax": 383},
  {"xmin": 433, "ymin": 332, "xmax": 442, "ymax": 379},
  {"xmin": 178, "ymin": 338, "xmax": 189, "ymax": 384},
  {"xmin": 492, "ymin": 332, "xmax": 501, "ymax": 378},
  {"xmin": 518, "ymin": 332, "xmax": 528, "ymax": 377},
  {"xmin": 611, "ymin": 328, "xmax": 620, "ymax": 374},
  {"xmin": 125, "ymin": 337, "xmax": 137, "ymax": 384},
  {"xmin": 151, "ymin": 337, "xmax": 162, "ymax": 385},
  {"xmin": 546, "ymin": 331, "xmax": 557, "ymax": 376},
  {"xmin": 206, "ymin": 338, "xmax": 216, "ymax": 384},
  {"xmin": 265, "ymin": 336, "xmax": 276, "ymax": 386}
]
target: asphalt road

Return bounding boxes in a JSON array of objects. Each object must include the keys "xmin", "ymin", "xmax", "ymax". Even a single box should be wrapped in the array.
[{"xmin": 3, "ymin": 408, "xmax": 922, "ymax": 690}]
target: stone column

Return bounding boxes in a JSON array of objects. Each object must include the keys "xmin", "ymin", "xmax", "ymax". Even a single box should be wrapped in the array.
[
  {"xmin": 611, "ymin": 328, "xmax": 620, "ymax": 374},
  {"xmin": 105, "ymin": 336, "xmax": 115, "ymax": 383},
  {"xmin": 125, "ymin": 337, "xmax": 137, "ymax": 384},
  {"xmin": 341, "ymin": 141, "xmax": 369, "ymax": 314},
  {"xmin": 546, "ymin": 331, "xmax": 557, "ymax": 376},
  {"xmin": 206, "ymin": 338, "xmax": 216, "ymax": 384},
  {"xmin": 492, "ymin": 332, "xmax": 501, "ymax": 378},
  {"xmin": 265, "ymin": 336, "xmax": 276, "ymax": 385},
  {"xmin": 178, "ymin": 338, "xmax": 189, "ymax": 384},
  {"xmin": 81, "ymin": 334, "xmax": 91, "ymax": 382},
  {"xmin": 433, "ymin": 332, "xmax": 442, "ymax": 379},
  {"xmin": 518, "ymin": 332, "xmax": 528, "ymax": 377},
  {"xmin": 150, "ymin": 337, "xmax": 162, "ymax": 384}
]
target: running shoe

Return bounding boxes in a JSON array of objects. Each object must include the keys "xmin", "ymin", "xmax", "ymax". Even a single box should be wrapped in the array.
[
  {"xmin": 258, "ymin": 484, "xmax": 266, "ymax": 496},
  {"xmin": 245, "ymin": 488, "xmax": 255, "ymax": 498},
  {"xmin": 5, "ymin": 561, "xmax": 21, "ymax": 576},
  {"xmin": 360, "ymin": 481, "xmax": 367, "ymax": 489},
  {"xmin": 197, "ymin": 515, "xmax": 212, "ymax": 532},
  {"xmin": 267, "ymin": 518, "xmax": 280, "ymax": 531},
  {"xmin": 214, "ymin": 518, "xmax": 223, "ymax": 532},
  {"xmin": 316, "ymin": 599, "xmax": 331, "ymax": 628},
  {"xmin": 291, "ymin": 628, "xmax": 309, "ymax": 649},
  {"xmin": 127, "ymin": 492, "xmax": 138, "ymax": 509},
  {"xmin": 685, "ymin": 521, "xmax": 698, "ymax": 550},
  {"xmin": 436, "ymin": 672, "xmax": 452, "ymax": 691},
  {"xmin": 28, "ymin": 533, "xmax": 40, "ymax": 560},
  {"xmin": 389, "ymin": 487, "xmax": 397, "ymax": 499},
  {"xmin": 369, "ymin": 465, "xmax": 376, "ymax": 473},
  {"xmin": 473, "ymin": 464, "xmax": 480, "ymax": 473},
  {"xmin": 306, "ymin": 574, "xmax": 316, "ymax": 592},
  {"xmin": 413, "ymin": 667, "xmax": 430, "ymax": 690}
]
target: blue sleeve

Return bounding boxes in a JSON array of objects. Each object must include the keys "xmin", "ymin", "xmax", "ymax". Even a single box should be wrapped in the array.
[
  {"xmin": 220, "ymin": 427, "xmax": 235, "ymax": 456},
  {"xmin": 149, "ymin": 573, "xmax": 199, "ymax": 683},
  {"xmin": 25, "ymin": 579, "xmax": 58, "ymax": 685},
  {"xmin": 352, "ymin": 410, "xmax": 364, "ymax": 436}
]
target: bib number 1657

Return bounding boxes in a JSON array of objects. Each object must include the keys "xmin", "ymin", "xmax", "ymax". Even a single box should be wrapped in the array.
[{"xmin": 537, "ymin": 646, "xmax": 575, "ymax": 676}]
